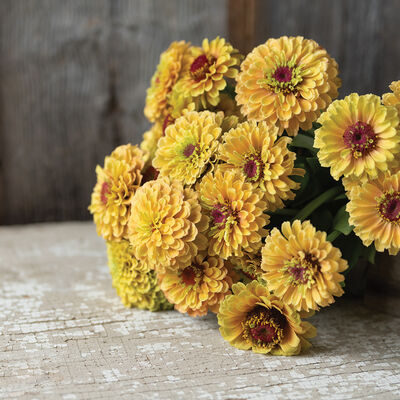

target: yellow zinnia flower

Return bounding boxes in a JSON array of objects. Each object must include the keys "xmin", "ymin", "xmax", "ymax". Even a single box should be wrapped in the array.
[
  {"xmin": 158, "ymin": 253, "xmax": 234, "ymax": 317},
  {"xmin": 383, "ymin": 80, "xmax": 400, "ymax": 114},
  {"xmin": 347, "ymin": 171, "xmax": 400, "ymax": 255},
  {"xmin": 153, "ymin": 111, "xmax": 224, "ymax": 185},
  {"xmin": 315, "ymin": 93, "xmax": 400, "ymax": 181},
  {"xmin": 218, "ymin": 281, "xmax": 316, "ymax": 355},
  {"xmin": 218, "ymin": 121, "xmax": 304, "ymax": 210},
  {"xmin": 89, "ymin": 144, "xmax": 144, "ymax": 241},
  {"xmin": 230, "ymin": 251, "xmax": 264, "ymax": 283},
  {"xmin": 236, "ymin": 36, "xmax": 340, "ymax": 136},
  {"xmin": 177, "ymin": 37, "xmax": 242, "ymax": 108},
  {"xmin": 198, "ymin": 169, "xmax": 269, "ymax": 259},
  {"xmin": 107, "ymin": 240, "xmax": 172, "ymax": 311},
  {"xmin": 128, "ymin": 178, "xmax": 209, "ymax": 272},
  {"xmin": 140, "ymin": 122, "xmax": 163, "ymax": 166},
  {"xmin": 144, "ymin": 41, "xmax": 190, "ymax": 123},
  {"xmin": 261, "ymin": 220, "xmax": 348, "ymax": 312}
]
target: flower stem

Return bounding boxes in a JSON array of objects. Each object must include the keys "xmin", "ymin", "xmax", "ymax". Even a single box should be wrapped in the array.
[{"xmin": 327, "ymin": 230, "xmax": 341, "ymax": 242}]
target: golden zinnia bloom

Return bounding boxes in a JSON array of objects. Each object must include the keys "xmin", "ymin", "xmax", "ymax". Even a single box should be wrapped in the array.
[
  {"xmin": 347, "ymin": 171, "xmax": 400, "ymax": 255},
  {"xmin": 178, "ymin": 37, "xmax": 242, "ymax": 107},
  {"xmin": 158, "ymin": 253, "xmax": 233, "ymax": 317},
  {"xmin": 383, "ymin": 80, "xmax": 400, "ymax": 114},
  {"xmin": 230, "ymin": 251, "xmax": 264, "ymax": 283},
  {"xmin": 144, "ymin": 41, "xmax": 190, "ymax": 122},
  {"xmin": 140, "ymin": 122, "xmax": 163, "ymax": 165},
  {"xmin": 218, "ymin": 281, "xmax": 316, "ymax": 355},
  {"xmin": 198, "ymin": 169, "xmax": 269, "ymax": 259},
  {"xmin": 236, "ymin": 36, "xmax": 340, "ymax": 136},
  {"xmin": 315, "ymin": 93, "xmax": 400, "ymax": 181},
  {"xmin": 153, "ymin": 111, "xmax": 224, "ymax": 185},
  {"xmin": 218, "ymin": 121, "xmax": 304, "ymax": 210},
  {"xmin": 261, "ymin": 220, "xmax": 348, "ymax": 312},
  {"xmin": 107, "ymin": 240, "xmax": 172, "ymax": 311},
  {"xmin": 89, "ymin": 144, "xmax": 144, "ymax": 241},
  {"xmin": 128, "ymin": 178, "xmax": 209, "ymax": 272}
]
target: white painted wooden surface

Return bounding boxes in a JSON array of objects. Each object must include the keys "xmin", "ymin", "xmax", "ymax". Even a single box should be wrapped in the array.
[{"xmin": 0, "ymin": 222, "xmax": 399, "ymax": 400}]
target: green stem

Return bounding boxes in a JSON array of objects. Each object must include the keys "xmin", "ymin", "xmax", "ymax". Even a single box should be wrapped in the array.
[
  {"xmin": 270, "ymin": 208, "xmax": 298, "ymax": 216},
  {"xmin": 327, "ymin": 230, "xmax": 341, "ymax": 242},
  {"xmin": 292, "ymin": 186, "xmax": 343, "ymax": 222}
]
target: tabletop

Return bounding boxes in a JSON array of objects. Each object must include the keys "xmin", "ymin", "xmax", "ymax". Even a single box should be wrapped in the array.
[{"xmin": 0, "ymin": 222, "xmax": 399, "ymax": 400}]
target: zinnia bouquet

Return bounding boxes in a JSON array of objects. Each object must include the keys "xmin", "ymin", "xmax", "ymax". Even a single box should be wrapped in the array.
[{"xmin": 89, "ymin": 36, "xmax": 400, "ymax": 356}]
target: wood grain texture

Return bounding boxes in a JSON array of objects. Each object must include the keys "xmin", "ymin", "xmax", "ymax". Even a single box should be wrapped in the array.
[
  {"xmin": 0, "ymin": 222, "xmax": 400, "ymax": 399},
  {"xmin": 0, "ymin": 0, "xmax": 227, "ymax": 224},
  {"xmin": 247, "ymin": 0, "xmax": 400, "ymax": 97}
]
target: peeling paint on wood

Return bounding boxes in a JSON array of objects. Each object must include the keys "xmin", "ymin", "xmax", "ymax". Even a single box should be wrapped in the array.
[{"xmin": 0, "ymin": 222, "xmax": 399, "ymax": 399}]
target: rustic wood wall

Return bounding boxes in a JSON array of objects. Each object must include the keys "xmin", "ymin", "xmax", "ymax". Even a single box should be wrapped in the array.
[
  {"xmin": 0, "ymin": 0, "xmax": 227, "ymax": 224},
  {"xmin": 1, "ymin": 0, "xmax": 400, "ymax": 224}
]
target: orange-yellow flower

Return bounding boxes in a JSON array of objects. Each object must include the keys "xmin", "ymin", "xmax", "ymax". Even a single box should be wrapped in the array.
[
  {"xmin": 315, "ymin": 93, "xmax": 400, "ymax": 181},
  {"xmin": 128, "ymin": 178, "xmax": 208, "ymax": 272},
  {"xmin": 158, "ymin": 253, "xmax": 233, "ymax": 317},
  {"xmin": 178, "ymin": 37, "xmax": 242, "ymax": 108},
  {"xmin": 383, "ymin": 80, "xmax": 400, "ymax": 114},
  {"xmin": 218, "ymin": 281, "xmax": 316, "ymax": 355},
  {"xmin": 153, "ymin": 111, "xmax": 224, "ymax": 185},
  {"xmin": 218, "ymin": 121, "xmax": 304, "ymax": 210},
  {"xmin": 107, "ymin": 240, "xmax": 172, "ymax": 311},
  {"xmin": 236, "ymin": 36, "xmax": 340, "ymax": 136},
  {"xmin": 261, "ymin": 220, "xmax": 348, "ymax": 312},
  {"xmin": 89, "ymin": 144, "xmax": 144, "ymax": 241},
  {"xmin": 347, "ymin": 171, "xmax": 400, "ymax": 255},
  {"xmin": 144, "ymin": 41, "xmax": 190, "ymax": 122},
  {"xmin": 198, "ymin": 169, "xmax": 269, "ymax": 259}
]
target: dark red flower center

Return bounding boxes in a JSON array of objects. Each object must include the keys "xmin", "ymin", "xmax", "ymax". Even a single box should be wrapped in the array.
[
  {"xmin": 211, "ymin": 208, "xmax": 226, "ymax": 224},
  {"xmin": 343, "ymin": 121, "xmax": 377, "ymax": 159},
  {"xmin": 287, "ymin": 265, "xmax": 309, "ymax": 284},
  {"xmin": 190, "ymin": 54, "xmax": 212, "ymax": 81},
  {"xmin": 100, "ymin": 182, "xmax": 110, "ymax": 205},
  {"xmin": 181, "ymin": 265, "xmax": 202, "ymax": 286},
  {"xmin": 379, "ymin": 192, "xmax": 400, "ymax": 223},
  {"xmin": 244, "ymin": 160, "xmax": 258, "ymax": 178},
  {"xmin": 183, "ymin": 143, "xmax": 196, "ymax": 158},
  {"xmin": 243, "ymin": 306, "xmax": 286, "ymax": 347},
  {"xmin": 273, "ymin": 66, "xmax": 293, "ymax": 83}
]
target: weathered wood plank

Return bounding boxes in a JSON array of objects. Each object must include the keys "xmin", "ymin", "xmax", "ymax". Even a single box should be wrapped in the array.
[
  {"xmin": 0, "ymin": 0, "xmax": 227, "ymax": 225},
  {"xmin": 0, "ymin": 222, "xmax": 399, "ymax": 399}
]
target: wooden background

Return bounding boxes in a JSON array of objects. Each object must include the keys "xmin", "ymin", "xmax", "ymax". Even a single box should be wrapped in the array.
[{"xmin": 0, "ymin": 0, "xmax": 399, "ymax": 225}]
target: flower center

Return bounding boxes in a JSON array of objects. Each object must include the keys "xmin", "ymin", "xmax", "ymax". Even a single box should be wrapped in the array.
[
  {"xmin": 263, "ymin": 59, "xmax": 303, "ymax": 94},
  {"xmin": 211, "ymin": 203, "xmax": 238, "ymax": 227},
  {"xmin": 162, "ymin": 114, "xmax": 174, "ymax": 135},
  {"xmin": 100, "ymin": 182, "xmax": 111, "ymax": 205},
  {"xmin": 181, "ymin": 265, "xmax": 202, "ymax": 286},
  {"xmin": 343, "ymin": 121, "xmax": 377, "ymax": 159},
  {"xmin": 183, "ymin": 143, "xmax": 196, "ymax": 158},
  {"xmin": 282, "ymin": 254, "xmax": 319, "ymax": 287},
  {"xmin": 378, "ymin": 191, "xmax": 400, "ymax": 224},
  {"xmin": 243, "ymin": 154, "xmax": 264, "ymax": 182},
  {"xmin": 273, "ymin": 66, "xmax": 293, "ymax": 83},
  {"xmin": 190, "ymin": 54, "xmax": 212, "ymax": 82},
  {"xmin": 242, "ymin": 306, "xmax": 286, "ymax": 348}
]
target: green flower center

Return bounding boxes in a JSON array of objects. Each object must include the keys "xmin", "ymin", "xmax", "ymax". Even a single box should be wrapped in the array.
[
  {"xmin": 377, "ymin": 191, "xmax": 400, "ymax": 224},
  {"xmin": 242, "ymin": 306, "xmax": 286, "ymax": 348}
]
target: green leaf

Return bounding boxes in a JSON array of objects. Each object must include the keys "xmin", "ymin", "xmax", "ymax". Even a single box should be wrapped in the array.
[
  {"xmin": 292, "ymin": 186, "xmax": 343, "ymax": 222},
  {"xmin": 290, "ymin": 134, "xmax": 317, "ymax": 155},
  {"xmin": 363, "ymin": 245, "xmax": 376, "ymax": 264},
  {"xmin": 332, "ymin": 205, "xmax": 354, "ymax": 235}
]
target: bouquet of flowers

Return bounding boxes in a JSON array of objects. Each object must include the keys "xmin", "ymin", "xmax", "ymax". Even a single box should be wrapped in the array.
[{"xmin": 89, "ymin": 36, "xmax": 400, "ymax": 356}]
